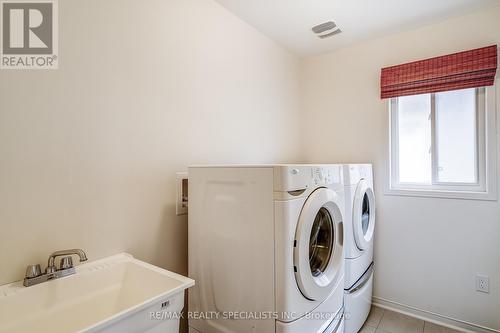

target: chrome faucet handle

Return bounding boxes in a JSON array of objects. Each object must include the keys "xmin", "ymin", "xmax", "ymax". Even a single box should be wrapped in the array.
[
  {"xmin": 46, "ymin": 249, "xmax": 87, "ymax": 272},
  {"xmin": 46, "ymin": 266, "xmax": 56, "ymax": 274},
  {"xmin": 25, "ymin": 264, "xmax": 42, "ymax": 279},
  {"xmin": 59, "ymin": 256, "xmax": 74, "ymax": 270}
]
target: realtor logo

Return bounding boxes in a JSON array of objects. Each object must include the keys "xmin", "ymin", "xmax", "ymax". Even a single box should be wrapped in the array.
[{"xmin": 1, "ymin": 0, "xmax": 58, "ymax": 69}]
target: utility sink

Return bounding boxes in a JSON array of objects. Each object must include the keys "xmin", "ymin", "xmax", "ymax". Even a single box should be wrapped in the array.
[{"xmin": 0, "ymin": 253, "xmax": 194, "ymax": 333}]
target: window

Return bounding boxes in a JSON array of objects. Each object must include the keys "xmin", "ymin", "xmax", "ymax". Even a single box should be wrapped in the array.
[{"xmin": 389, "ymin": 87, "xmax": 497, "ymax": 200}]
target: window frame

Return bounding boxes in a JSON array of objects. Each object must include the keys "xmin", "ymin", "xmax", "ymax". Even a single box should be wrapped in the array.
[{"xmin": 387, "ymin": 86, "xmax": 497, "ymax": 201}]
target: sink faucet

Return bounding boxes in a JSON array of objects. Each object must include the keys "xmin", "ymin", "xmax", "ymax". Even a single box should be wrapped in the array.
[
  {"xmin": 23, "ymin": 249, "xmax": 88, "ymax": 287},
  {"xmin": 46, "ymin": 249, "xmax": 88, "ymax": 274}
]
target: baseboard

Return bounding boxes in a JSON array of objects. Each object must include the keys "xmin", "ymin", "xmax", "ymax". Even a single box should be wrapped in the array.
[{"xmin": 372, "ymin": 296, "xmax": 500, "ymax": 333}]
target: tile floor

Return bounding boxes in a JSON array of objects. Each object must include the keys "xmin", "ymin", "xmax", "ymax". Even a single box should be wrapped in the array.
[{"xmin": 359, "ymin": 307, "xmax": 462, "ymax": 333}]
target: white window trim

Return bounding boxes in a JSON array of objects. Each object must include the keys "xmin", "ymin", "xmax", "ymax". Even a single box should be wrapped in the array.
[{"xmin": 386, "ymin": 85, "xmax": 497, "ymax": 201}]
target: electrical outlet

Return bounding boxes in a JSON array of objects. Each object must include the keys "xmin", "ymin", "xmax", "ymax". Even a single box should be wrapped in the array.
[
  {"xmin": 176, "ymin": 172, "xmax": 188, "ymax": 216},
  {"xmin": 476, "ymin": 274, "xmax": 490, "ymax": 293}
]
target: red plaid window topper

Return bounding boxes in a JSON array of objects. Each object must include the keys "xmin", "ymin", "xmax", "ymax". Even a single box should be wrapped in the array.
[{"xmin": 380, "ymin": 45, "xmax": 497, "ymax": 99}]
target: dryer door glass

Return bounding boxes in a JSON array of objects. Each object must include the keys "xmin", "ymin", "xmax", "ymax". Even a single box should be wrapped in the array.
[
  {"xmin": 353, "ymin": 180, "xmax": 375, "ymax": 250},
  {"xmin": 361, "ymin": 193, "xmax": 370, "ymax": 236},
  {"xmin": 309, "ymin": 207, "xmax": 334, "ymax": 277}
]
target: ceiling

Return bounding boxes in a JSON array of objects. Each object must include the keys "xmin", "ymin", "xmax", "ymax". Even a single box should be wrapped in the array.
[{"xmin": 214, "ymin": 0, "xmax": 499, "ymax": 56}]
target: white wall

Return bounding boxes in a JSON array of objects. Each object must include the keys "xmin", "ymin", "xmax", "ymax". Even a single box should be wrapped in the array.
[
  {"xmin": 0, "ymin": 0, "xmax": 300, "ymax": 286},
  {"xmin": 300, "ymin": 6, "xmax": 500, "ymax": 330}
]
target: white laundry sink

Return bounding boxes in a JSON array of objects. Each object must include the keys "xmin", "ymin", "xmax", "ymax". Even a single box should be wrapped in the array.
[{"xmin": 0, "ymin": 253, "xmax": 194, "ymax": 333}]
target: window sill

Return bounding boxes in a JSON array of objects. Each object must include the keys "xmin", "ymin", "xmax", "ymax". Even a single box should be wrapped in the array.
[{"xmin": 384, "ymin": 187, "xmax": 497, "ymax": 201}]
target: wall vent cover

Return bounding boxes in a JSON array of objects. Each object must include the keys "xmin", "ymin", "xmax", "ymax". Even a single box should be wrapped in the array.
[{"xmin": 312, "ymin": 21, "xmax": 341, "ymax": 39}]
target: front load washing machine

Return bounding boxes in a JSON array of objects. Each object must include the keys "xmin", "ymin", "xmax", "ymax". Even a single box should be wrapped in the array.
[
  {"xmin": 188, "ymin": 165, "xmax": 346, "ymax": 333},
  {"xmin": 342, "ymin": 164, "xmax": 375, "ymax": 333}
]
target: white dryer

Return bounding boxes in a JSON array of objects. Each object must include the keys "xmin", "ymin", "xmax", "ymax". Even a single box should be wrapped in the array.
[
  {"xmin": 343, "ymin": 164, "xmax": 375, "ymax": 333},
  {"xmin": 188, "ymin": 165, "xmax": 346, "ymax": 333}
]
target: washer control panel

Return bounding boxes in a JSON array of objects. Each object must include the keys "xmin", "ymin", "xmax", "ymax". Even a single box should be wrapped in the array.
[
  {"xmin": 312, "ymin": 166, "xmax": 340, "ymax": 185},
  {"xmin": 274, "ymin": 165, "xmax": 343, "ymax": 192}
]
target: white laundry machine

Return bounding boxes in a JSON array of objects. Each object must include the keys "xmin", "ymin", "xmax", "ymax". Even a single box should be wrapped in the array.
[
  {"xmin": 188, "ymin": 165, "xmax": 346, "ymax": 333},
  {"xmin": 342, "ymin": 164, "xmax": 375, "ymax": 333}
]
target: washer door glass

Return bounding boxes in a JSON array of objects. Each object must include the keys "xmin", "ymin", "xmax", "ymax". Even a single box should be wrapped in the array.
[
  {"xmin": 309, "ymin": 207, "xmax": 334, "ymax": 277},
  {"xmin": 294, "ymin": 187, "xmax": 344, "ymax": 302}
]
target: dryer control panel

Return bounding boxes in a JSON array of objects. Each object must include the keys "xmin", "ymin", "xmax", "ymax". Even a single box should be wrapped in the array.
[{"xmin": 343, "ymin": 164, "xmax": 373, "ymax": 185}]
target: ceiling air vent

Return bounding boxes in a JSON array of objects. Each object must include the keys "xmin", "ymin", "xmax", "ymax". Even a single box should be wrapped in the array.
[{"xmin": 311, "ymin": 21, "xmax": 341, "ymax": 39}]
